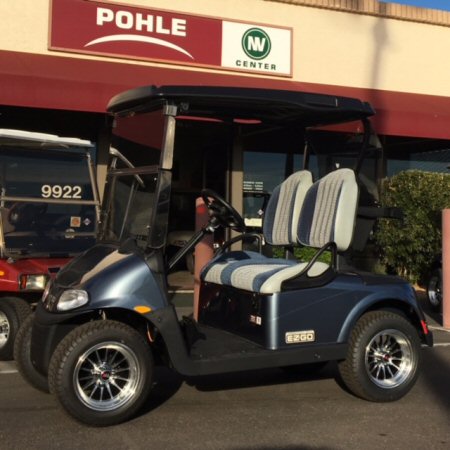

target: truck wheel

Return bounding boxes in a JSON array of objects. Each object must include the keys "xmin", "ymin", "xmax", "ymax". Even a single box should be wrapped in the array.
[
  {"xmin": 13, "ymin": 313, "xmax": 49, "ymax": 393},
  {"xmin": 4, "ymin": 296, "xmax": 32, "ymax": 324},
  {"xmin": 427, "ymin": 268, "xmax": 442, "ymax": 312},
  {"xmin": 0, "ymin": 297, "xmax": 32, "ymax": 360},
  {"xmin": 338, "ymin": 311, "xmax": 421, "ymax": 402},
  {"xmin": 0, "ymin": 301, "xmax": 20, "ymax": 360},
  {"xmin": 48, "ymin": 320, "xmax": 154, "ymax": 427}
]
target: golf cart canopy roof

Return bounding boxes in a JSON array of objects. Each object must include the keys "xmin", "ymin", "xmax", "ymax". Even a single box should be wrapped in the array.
[
  {"xmin": 0, "ymin": 129, "xmax": 94, "ymax": 149},
  {"xmin": 107, "ymin": 85, "xmax": 375, "ymax": 127}
]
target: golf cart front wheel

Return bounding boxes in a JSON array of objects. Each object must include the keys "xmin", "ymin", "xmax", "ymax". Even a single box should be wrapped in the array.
[
  {"xmin": 338, "ymin": 311, "xmax": 421, "ymax": 402},
  {"xmin": 48, "ymin": 320, "xmax": 154, "ymax": 426}
]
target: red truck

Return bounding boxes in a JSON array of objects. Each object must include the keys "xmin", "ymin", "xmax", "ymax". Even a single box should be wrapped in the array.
[{"xmin": 0, "ymin": 129, "xmax": 100, "ymax": 359}]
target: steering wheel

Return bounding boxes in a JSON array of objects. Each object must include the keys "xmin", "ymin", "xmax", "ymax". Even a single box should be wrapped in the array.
[{"xmin": 201, "ymin": 189, "xmax": 245, "ymax": 232}]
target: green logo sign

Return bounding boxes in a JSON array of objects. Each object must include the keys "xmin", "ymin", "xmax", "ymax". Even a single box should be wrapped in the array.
[{"xmin": 242, "ymin": 28, "xmax": 271, "ymax": 60}]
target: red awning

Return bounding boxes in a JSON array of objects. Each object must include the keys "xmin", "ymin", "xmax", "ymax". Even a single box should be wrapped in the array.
[{"xmin": 1, "ymin": 50, "xmax": 450, "ymax": 139}]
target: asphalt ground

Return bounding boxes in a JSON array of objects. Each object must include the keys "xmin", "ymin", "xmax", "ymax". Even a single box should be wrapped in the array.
[{"xmin": 0, "ymin": 295, "xmax": 449, "ymax": 450}]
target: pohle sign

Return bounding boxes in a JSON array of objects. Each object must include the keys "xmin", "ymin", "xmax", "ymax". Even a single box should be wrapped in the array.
[{"xmin": 49, "ymin": 0, "xmax": 292, "ymax": 77}]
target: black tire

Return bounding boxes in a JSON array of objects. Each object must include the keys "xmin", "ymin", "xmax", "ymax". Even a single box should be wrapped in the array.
[
  {"xmin": 4, "ymin": 296, "xmax": 32, "ymax": 323},
  {"xmin": 48, "ymin": 320, "xmax": 154, "ymax": 427},
  {"xmin": 338, "ymin": 311, "xmax": 421, "ymax": 402},
  {"xmin": 0, "ymin": 297, "xmax": 32, "ymax": 361},
  {"xmin": 0, "ymin": 301, "xmax": 20, "ymax": 360},
  {"xmin": 426, "ymin": 268, "xmax": 442, "ymax": 312},
  {"xmin": 13, "ymin": 313, "xmax": 49, "ymax": 393}
]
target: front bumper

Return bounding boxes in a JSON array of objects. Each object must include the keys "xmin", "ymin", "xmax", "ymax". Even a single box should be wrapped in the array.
[{"xmin": 30, "ymin": 303, "xmax": 93, "ymax": 376}]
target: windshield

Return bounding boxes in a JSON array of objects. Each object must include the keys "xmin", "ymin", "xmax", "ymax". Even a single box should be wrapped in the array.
[
  {"xmin": 0, "ymin": 147, "xmax": 97, "ymax": 256},
  {"xmin": 110, "ymin": 109, "xmax": 165, "ymax": 168},
  {"xmin": 100, "ymin": 108, "xmax": 168, "ymax": 248},
  {"xmin": 100, "ymin": 171, "xmax": 158, "ymax": 248}
]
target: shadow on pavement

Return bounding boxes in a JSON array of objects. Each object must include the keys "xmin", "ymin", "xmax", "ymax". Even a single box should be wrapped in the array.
[
  {"xmin": 421, "ymin": 347, "xmax": 450, "ymax": 413},
  {"xmin": 137, "ymin": 366, "xmax": 183, "ymax": 417},
  {"xmin": 187, "ymin": 362, "xmax": 335, "ymax": 392}
]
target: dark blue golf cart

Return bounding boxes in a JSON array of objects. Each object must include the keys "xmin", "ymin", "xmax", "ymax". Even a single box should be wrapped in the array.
[{"xmin": 18, "ymin": 86, "xmax": 432, "ymax": 426}]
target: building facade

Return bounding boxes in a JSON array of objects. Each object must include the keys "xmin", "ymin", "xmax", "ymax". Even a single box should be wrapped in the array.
[{"xmin": 1, "ymin": 0, "xmax": 449, "ymax": 219}]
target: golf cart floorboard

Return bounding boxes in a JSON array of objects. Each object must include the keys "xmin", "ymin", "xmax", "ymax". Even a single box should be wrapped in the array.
[
  {"xmin": 183, "ymin": 323, "xmax": 347, "ymax": 375},
  {"xmin": 189, "ymin": 324, "xmax": 262, "ymax": 360}
]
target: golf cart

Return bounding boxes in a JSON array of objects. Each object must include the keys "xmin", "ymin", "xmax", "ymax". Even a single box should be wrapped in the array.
[
  {"xmin": 0, "ymin": 129, "xmax": 100, "ymax": 360},
  {"xmin": 21, "ymin": 86, "xmax": 432, "ymax": 426}
]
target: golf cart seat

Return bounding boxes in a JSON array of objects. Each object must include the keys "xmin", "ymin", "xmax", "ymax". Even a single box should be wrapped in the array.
[
  {"xmin": 201, "ymin": 169, "xmax": 313, "ymax": 291},
  {"xmin": 201, "ymin": 168, "xmax": 358, "ymax": 294}
]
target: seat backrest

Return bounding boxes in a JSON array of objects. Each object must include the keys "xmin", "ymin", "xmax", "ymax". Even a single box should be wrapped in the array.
[
  {"xmin": 297, "ymin": 168, "xmax": 358, "ymax": 252},
  {"xmin": 262, "ymin": 170, "xmax": 313, "ymax": 246}
]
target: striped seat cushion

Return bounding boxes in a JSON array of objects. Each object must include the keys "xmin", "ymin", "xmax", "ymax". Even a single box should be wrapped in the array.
[
  {"xmin": 263, "ymin": 170, "xmax": 313, "ymax": 246},
  {"xmin": 201, "ymin": 251, "xmax": 329, "ymax": 294},
  {"xmin": 298, "ymin": 168, "xmax": 358, "ymax": 252}
]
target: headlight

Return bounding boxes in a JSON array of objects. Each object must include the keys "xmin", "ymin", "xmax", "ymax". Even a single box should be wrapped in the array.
[
  {"xmin": 20, "ymin": 274, "xmax": 49, "ymax": 291},
  {"xmin": 57, "ymin": 289, "xmax": 89, "ymax": 311}
]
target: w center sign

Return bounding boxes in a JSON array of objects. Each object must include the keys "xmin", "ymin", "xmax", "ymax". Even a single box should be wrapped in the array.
[{"xmin": 49, "ymin": 0, "xmax": 292, "ymax": 77}]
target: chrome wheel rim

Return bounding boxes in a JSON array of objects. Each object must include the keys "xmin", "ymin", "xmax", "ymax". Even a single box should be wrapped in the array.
[
  {"xmin": 365, "ymin": 329, "xmax": 414, "ymax": 389},
  {"xmin": 0, "ymin": 310, "xmax": 10, "ymax": 349},
  {"xmin": 74, "ymin": 342, "xmax": 140, "ymax": 411},
  {"xmin": 428, "ymin": 274, "xmax": 442, "ymax": 307}
]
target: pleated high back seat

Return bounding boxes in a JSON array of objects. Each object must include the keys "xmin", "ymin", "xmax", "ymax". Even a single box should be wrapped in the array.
[
  {"xmin": 298, "ymin": 168, "xmax": 359, "ymax": 252},
  {"xmin": 201, "ymin": 168, "xmax": 358, "ymax": 294},
  {"xmin": 262, "ymin": 170, "xmax": 314, "ymax": 246},
  {"xmin": 201, "ymin": 170, "xmax": 313, "ymax": 288}
]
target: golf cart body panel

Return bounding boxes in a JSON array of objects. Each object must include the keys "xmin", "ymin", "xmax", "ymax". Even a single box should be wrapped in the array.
[
  {"xmin": 199, "ymin": 274, "xmax": 429, "ymax": 349},
  {"xmin": 30, "ymin": 243, "xmax": 431, "ymax": 377},
  {"xmin": 31, "ymin": 262, "xmax": 430, "ymax": 378},
  {"xmin": 57, "ymin": 245, "xmax": 167, "ymax": 311}
]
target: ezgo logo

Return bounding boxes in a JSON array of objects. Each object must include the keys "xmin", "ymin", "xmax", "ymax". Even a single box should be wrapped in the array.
[{"xmin": 242, "ymin": 28, "xmax": 271, "ymax": 60}]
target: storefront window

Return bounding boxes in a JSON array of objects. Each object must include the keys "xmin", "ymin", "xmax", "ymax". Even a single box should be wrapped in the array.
[
  {"xmin": 386, "ymin": 147, "xmax": 450, "ymax": 177},
  {"xmin": 243, "ymin": 151, "xmax": 306, "ymax": 227}
]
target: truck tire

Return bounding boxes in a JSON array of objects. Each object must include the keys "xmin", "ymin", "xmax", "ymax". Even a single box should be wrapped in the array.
[
  {"xmin": 0, "ymin": 301, "xmax": 19, "ymax": 360},
  {"xmin": 14, "ymin": 313, "xmax": 49, "ymax": 393},
  {"xmin": 48, "ymin": 320, "xmax": 154, "ymax": 427},
  {"xmin": 338, "ymin": 311, "xmax": 421, "ymax": 402},
  {"xmin": 4, "ymin": 296, "xmax": 32, "ymax": 323},
  {"xmin": 0, "ymin": 297, "xmax": 32, "ymax": 361}
]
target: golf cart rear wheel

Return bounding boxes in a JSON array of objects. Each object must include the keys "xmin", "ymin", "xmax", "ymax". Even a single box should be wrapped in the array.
[
  {"xmin": 14, "ymin": 313, "xmax": 49, "ymax": 392},
  {"xmin": 338, "ymin": 311, "xmax": 420, "ymax": 402},
  {"xmin": 49, "ymin": 320, "xmax": 154, "ymax": 427}
]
